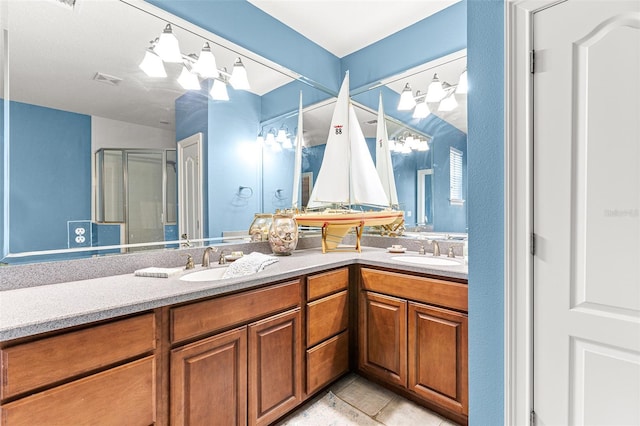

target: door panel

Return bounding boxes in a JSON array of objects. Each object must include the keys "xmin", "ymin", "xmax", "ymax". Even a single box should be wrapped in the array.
[{"xmin": 533, "ymin": 2, "xmax": 640, "ymax": 424}]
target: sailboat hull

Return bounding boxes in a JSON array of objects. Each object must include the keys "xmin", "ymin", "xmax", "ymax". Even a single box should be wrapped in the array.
[{"xmin": 295, "ymin": 210, "xmax": 404, "ymax": 252}]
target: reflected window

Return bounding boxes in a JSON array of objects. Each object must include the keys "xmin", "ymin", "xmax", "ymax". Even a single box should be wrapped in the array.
[{"xmin": 450, "ymin": 147, "xmax": 464, "ymax": 205}]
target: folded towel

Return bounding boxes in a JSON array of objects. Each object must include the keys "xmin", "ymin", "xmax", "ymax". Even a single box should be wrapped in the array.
[
  {"xmin": 134, "ymin": 267, "xmax": 183, "ymax": 278},
  {"xmin": 222, "ymin": 252, "xmax": 279, "ymax": 279}
]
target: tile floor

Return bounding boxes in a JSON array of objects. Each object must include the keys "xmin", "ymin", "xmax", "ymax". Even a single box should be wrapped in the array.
[{"xmin": 276, "ymin": 374, "xmax": 461, "ymax": 426}]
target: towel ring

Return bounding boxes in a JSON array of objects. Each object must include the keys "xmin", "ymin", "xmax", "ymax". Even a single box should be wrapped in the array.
[{"xmin": 237, "ymin": 186, "xmax": 253, "ymax": 198}]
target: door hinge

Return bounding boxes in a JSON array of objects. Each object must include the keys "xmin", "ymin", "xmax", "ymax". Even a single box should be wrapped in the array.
[
  {"xmin": 530, "ymin": 233, "xmax": 536, "ymax": 255},
  {"xmin": 530, "ymin": 410, "xmax": 537, "ymax": 426},
  {"xmin": 530, "ymin": 50, "xmax": 536, "ymax": 74}
]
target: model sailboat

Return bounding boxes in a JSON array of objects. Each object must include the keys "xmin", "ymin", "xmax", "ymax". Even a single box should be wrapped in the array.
[{"xmin": 294, "ymin": 73, "xmax": 403, "ymax": 252}]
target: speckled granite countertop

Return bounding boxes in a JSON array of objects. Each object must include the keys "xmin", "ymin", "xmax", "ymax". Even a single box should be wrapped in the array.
[{"xmin": 0, "ymin": 247, "xmax": 467, "ymax": 342}]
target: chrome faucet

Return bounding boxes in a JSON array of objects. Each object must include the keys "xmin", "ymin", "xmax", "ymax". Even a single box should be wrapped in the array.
[
  {"xmin": 430, "ymin": 240, "xmax": 441, "ymax": 257},
  {"xmin": 218, "ymin": 249, "xmax": 231, "ymax": 265},
  {"xmin": 202, "ymin": 246, "xmax": 218, "ymax": 267}
]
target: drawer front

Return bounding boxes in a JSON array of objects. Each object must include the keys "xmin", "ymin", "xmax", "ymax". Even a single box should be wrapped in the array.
[
  {"xmin": 171, "ymin": 280, "xmax": 301, "ymax": 344},
  {"xmin": 360, "ymin": 268, "xmax": 468, "ymax": 312},
  {"xmin": 307, "ymin": 268, "xmax": 349, "ymax": 301},
  {"xmin": 0, "ymin": 356, "xmax": 156, "ymax": 426},
  {"xmin": 1, "ymin": 313, "xmax": 156, "ymax": 400},
  {"xmin": 306, "ymin": 331, "xmax": 349, "ymax": 395},
  {"xmin": 306, "ymin": 290, "xmax": 349, "ymax": 348}
]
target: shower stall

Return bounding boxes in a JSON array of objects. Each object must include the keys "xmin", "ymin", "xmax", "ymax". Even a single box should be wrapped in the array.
[{"xmin": 95, "ymin": 148, "xmax": 177, "ymax": 251}]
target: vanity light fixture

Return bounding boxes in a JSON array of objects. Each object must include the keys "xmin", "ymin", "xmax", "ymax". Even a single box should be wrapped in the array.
[
  {"xmin": 192, "ymin": 42, "xmax": 218, "ymax": 79},
  {"xmin": 425, "ymin": 73, "xmax": 446, "ymax": 102},
  {"xmin": 229, "ymin": 58, "xmax": 251, "ymax": 91},
  {"xmin": 177, "ymin": 65, "xmax": 201, "ymax": 90},
  {"xmin": 456, "ymin": 68, "xmax": 468, "ymax": 94},
  {"xmin": 210, "ymin": 77, "xmax": 229, "ymax": 101},
  {"xmin": 154, "ymin": 24, "xmax": 182, "ymax": 63},
  {"xmin": 139, "ymin": 47, "xmax": 167, "ymax": 78},
  {"xmin": 397, "ymin": 83, "xmax": 417, "ymax": 110}
]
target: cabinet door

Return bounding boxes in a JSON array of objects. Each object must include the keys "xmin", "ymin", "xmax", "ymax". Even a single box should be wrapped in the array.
[
  {"xmin": 358, "ymin": 291, "xmax": 407, "ymax": 387},
  {"xmin": 171, "ymin": 327, "xmax": 247, "ymax": 426},
  {"xmin": 408, "ymin": 302, "xmax": 468, "ymax": 416},
  {"xmin": 248, "ymin": 308, "xmax": 302, "ymax": 426}
]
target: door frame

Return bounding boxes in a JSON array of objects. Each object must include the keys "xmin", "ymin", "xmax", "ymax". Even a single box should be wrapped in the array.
[
  {"xmin": 416, "ymin": 168, "xmax": 434, "ymax": 227},
  {"xmin": 505, "ymin": 1, "xmax": 566, "ymax": 425},
  {"xmin": 177, "ymin": 133, "xmax": 204, "ymax": 244}
]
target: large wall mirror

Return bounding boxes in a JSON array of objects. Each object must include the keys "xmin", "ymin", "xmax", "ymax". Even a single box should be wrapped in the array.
[{"xmin": 1, "ymin": 0, "xmax": 465, "ymax": 264}]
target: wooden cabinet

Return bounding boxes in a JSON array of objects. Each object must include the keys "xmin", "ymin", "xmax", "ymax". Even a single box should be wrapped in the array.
[
  {"xmin": 358, "ymin": 291, "xmax": 407, "ymax": 387},
  {"xmin": 170, "ymin": 280, "xmax": 303, "ymax": 426},
  {"xmin": 170, "ymin": 327, "xmax": 247, "ymax": 426},
  {"xmin": 0, "ymin": 314, "xmax": 157, "ymax": 426},
  {"xmin": 408, "ymin": 302, "xmax": 468, "ymax": 416},
  {"xmin": 305, "ymin": 268, "xmax": 350, "ymax": 396},
  {"xmin": 358, "ymin": 268, "xmax": 468, "ymax": 423},
  {"xmin": 248, "ymin": 309, "xmax": 302, "ymax": 426}
]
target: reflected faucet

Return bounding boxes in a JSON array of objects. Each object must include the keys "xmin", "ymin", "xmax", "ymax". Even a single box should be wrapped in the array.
[
  {"xmin": 430, "ymin": 240, "xmax": 441, "ymax": 257},
  {"xmin": 202, "ymin": 247, "xmax": 218, "ymax": 267},
  {"xmin": 218, "ymin": 249, "xmax": 231, "ymax": 265}
]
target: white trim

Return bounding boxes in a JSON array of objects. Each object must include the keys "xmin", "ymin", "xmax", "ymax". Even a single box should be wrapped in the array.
[
  {"xmin": 505, "ymin": 1, "xmax": 566, "ymax": 424},
  {"xmin": 417, "ymin": 168, "xmax": 433, "ymax": 225},
  {"xmin": 177, "ymin": 133, "xmax": 204, "ymax": 243}
]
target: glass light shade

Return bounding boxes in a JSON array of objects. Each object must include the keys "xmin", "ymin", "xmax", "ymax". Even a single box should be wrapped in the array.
[
  {"xmin": 397, "ymin": 83, "xmax": 416, "ymax": 110},
  {"xmin": 139, "ymin": 49, "xmax": 166, "ymax": 77},
  {"xmin": 276, "ymin": 128, "xmax": 287, "ymax": 143},
  {"xmin": 412, "ymin": 99, "xmax": 431, "ymax": 119},
  {"xmin": 426, "ymin": 73, "xmax": 446, "ymax": 102},
  {"xmin": 456, "ymin": 69, "xmax": 468, "ymax": 94},
  {"xmin": 192, "ymin": 43, "xmax": 218, "ymax": 78},
  {"xmin": 282, "ymin": 137, "xmax": 293, "ymax": 150},
  {"xmin": 439, "ymin": 94, "xmax": 458, "ymax": 111},
  {"xmin": 177, "ymin": 66, "xmax": 201, "ymax": 90},
  {"xmin": 155, "ymin": 24, "xmax": 182, "ymax": 63},
  {"xmin": 271, "ymin": 141, "xmax": 283, "ymax": 152},
  {"xmin": 210, "ymin": 78, "xmax": 229, "ymax": 101},
  {"xmin": 418, "ymin": 139, "xmax": 430, "ymax": 151},
  {"xmin": 401, "ymin": 143, "xmax": 412, "ymax": 154},
  {"xmin": 229, "ymin": 58, "xmax": 251, "ymax": 90},
  {"xmin": 256, "ymin": 133, "xmax": 265, "ymax": 145},
  {"xmin": 265, "ymin": 131, "xmax": 276, "ymax": 146}
]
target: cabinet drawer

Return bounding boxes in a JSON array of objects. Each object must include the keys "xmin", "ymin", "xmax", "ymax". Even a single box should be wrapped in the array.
[
  {"xmin": 0, "ymin": 356, "xmax": 156, "ymax": 426},
  {"xmin": 306, "ymin": 290, "xmax": 349, "ymax": 347},
  {"xmin": 171, "ymin": 280, "xmax": 301, "ymax": 344},
  {"xmin": 0, "ymin": 313, "xmax": 156, "ymax": 400},
  {"xmin": 307, "ymin": 268, "xmax": 348, "ymax": 301},
  {"xmin": 306, "ymin": 331, "xmax": 349, "ymax": 395},
  {"xmin": 361, "ymin": 268, "xmax": 467, "ymax": 312}
]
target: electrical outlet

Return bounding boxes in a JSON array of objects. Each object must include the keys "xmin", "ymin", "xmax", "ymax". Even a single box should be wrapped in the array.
[
  {"xmin": 406, "ymin": 210, "xmax": 412, "ymax": 217},
  {"xmin": 68, "ymin": 221, "xmax": 92, "ymax": 248}
]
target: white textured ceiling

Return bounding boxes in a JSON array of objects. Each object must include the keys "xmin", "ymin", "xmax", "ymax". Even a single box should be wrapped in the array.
[{"xmin": 248, "ymin": 0, "xmax": 459, "ymax": 57}]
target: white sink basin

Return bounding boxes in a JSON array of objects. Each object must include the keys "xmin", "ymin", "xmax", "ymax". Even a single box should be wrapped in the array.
[
  {"xmin": 180, "ymin": 267, "xmax": 229, "ymax": 282},
  {"xmin": 391, "ymin": 256, "xmax": 462, "ymax": 267}
]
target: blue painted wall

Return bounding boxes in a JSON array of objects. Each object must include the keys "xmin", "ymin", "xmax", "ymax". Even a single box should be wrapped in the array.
[
  {"xmin": 467, "ymin": 1, "xmax": 504, "ymax": 425},
  {"xmin": 207, "ymin": 88, "xmax": 262, "ymax": 237},
  {"xmin": 8, "ymin": 101, "xmax": 91, "ymax": 254}
]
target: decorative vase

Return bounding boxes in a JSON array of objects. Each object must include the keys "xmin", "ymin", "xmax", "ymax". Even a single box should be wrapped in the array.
[
  {"xmin": 249, "ymin": 213, "xmax": 273, "ymax": 242},
  {"xmin": 268, "ymin": 213, "xmax": 298, "ymax": 256}
]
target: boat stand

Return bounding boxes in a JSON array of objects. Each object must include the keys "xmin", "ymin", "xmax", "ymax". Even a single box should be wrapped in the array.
[{"xmin": 321, "ymin": 221, "xmax": 365, "ymax": 253}]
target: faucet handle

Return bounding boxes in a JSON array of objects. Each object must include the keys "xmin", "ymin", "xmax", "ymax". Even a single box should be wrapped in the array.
[
  {"xmin": 447, "ymin": 246, "xmax": 455, "ymax": 258},
  {"xmin": 185, "ymin": 254, "xmax": 195, "ymax": 270}
]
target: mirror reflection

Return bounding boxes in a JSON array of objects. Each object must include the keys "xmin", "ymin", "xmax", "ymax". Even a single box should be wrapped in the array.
[{"xmin": 1, "ymin": 0, "xmax": 466, "ymax": 264}]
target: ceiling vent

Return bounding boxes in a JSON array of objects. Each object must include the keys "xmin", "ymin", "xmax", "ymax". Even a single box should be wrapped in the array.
[
  {"xmin": 48, "ymin": 0, "xmax": 77, "ymax": 10},
  {"xmin": 365, "ymin": 119, "xmax": 378, "ymax": 126},
  {"xmin": 93, "ymin": 72, "xmax": 123, "ymax": 86}
]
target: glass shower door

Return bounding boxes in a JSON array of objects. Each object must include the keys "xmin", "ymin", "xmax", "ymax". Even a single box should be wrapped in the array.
[{"xmin": 126, "ymin": 151, "xmax": 164, "ymax": 250}]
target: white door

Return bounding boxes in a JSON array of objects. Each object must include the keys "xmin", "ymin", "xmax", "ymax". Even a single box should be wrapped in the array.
[
  {"xmin": 533, "ymin": 2, "xmax": 640, "ymax": 425},
  {"xmin": 178, "ymin": 133, "xmax": 203, "ymax": 246}
]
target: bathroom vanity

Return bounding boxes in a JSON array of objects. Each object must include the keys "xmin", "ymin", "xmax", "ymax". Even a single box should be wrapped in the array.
[{"xmin": 0, "ymin": 248, "xmax": 467, "ymax": 425}]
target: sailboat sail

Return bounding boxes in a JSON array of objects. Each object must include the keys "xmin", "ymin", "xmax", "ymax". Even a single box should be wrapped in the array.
[
  {"xmin": 375, "ymin": 93, "xmax": 399, "ymax": 207},
  {"xmin": 307, "ymin": 72, "xmax": 389, "ymax": 209},
  {"xmin": 291, "ymin": 91, "xmax": 303, "ymax": 209}
]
